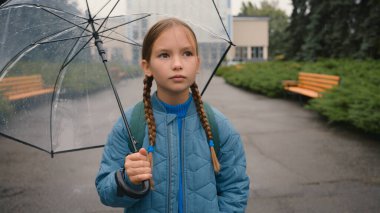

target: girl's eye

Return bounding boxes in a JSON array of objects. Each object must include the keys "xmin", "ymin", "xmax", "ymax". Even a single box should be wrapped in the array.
[
  {"xmin": 183, "ymin": 51, "xmax": 193, "ymax": 57},
  {"xmin": 158, "ymin": 53, "xmax": 169, "ymax": 59}
]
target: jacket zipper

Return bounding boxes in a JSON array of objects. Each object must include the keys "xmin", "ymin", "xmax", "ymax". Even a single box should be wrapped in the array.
[
  {"xmin": 167, "ymin": 124, "xmax": 172, "ymax": 213},
  {"xmin": 181, "ymin": 118, "xmax": 186, "ymax": 213}
]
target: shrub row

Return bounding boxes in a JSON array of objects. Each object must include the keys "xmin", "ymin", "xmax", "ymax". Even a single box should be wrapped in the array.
[
  {"xmin": 0, "ymin": 61, "xmax": 143, "ymax": 122},
  {"xmin": 217, "ymin": 60, "xmax": 380, "ymax": 134}
]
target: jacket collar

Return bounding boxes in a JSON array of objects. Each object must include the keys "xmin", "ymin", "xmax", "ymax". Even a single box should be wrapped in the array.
[{"xmin": 151, "ymin": 91, "xmax": 198, "ymax": 117}]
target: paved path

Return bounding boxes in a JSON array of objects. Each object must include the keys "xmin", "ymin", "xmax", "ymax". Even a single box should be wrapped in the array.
[{"xmin": 1, "ymin": 76, "xmax": 380, "ymax": 212}]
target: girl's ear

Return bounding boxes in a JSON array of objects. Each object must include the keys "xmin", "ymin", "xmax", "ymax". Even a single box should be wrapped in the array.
[{"xmin": 141, "ymin": 59, "xmax": 153, "ymax": 77}]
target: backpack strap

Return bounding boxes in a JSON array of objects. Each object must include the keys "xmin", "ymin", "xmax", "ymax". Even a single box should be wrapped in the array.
[
  {"xmin": 128, "ymin": 101, "xmax": 145, "ymax": 152},
  {"xmin": 128, "ymin": 101, "xmax": 220, "ymax": 156},
  {"xmin": 203, "ymin": 102, "xmax": 220, "ymax": 156}
]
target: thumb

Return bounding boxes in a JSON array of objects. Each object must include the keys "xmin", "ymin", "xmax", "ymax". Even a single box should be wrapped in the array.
[{"xmin": 139, "ymin": 148, "xmax": 148, "ymax": 156}]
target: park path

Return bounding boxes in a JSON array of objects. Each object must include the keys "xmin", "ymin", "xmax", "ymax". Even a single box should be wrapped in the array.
[
  {"xmin": 204, "ymin": 77, "xmax": 380, "ymax": 213},
  {"xmin": 1, "ymin": 76, "xmax": 380, "ymax": 212}
]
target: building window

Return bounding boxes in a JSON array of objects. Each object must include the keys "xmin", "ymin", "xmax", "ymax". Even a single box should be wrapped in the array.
[
  {"xmin": 235, "ymin": 46, "xmax": 247, "ymax": 61},
  {"xmin": 251, "ymin": 46, "xmax": 263, "ymax": 60}
]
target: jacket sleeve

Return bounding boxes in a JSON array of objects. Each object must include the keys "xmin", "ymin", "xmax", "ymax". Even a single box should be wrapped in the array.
[
  {"xmin": 213, "ymin": 109, "xmax": 250, "ymax": 213},
  {"xmin": 95, "ymin": 114, "xmax": 141, "ymax": 208}
]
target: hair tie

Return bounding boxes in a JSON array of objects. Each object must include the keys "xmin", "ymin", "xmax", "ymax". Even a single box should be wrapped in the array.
[
  {"xmin": 148, "ymin": 145, "xmax": 154, "ymax": 153},
  {"xmin": 208, "ymin": 140, "xmax": 214, "ymax": 147}
]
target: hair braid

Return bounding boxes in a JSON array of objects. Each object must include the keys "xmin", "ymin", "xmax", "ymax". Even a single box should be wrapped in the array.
[
  {"xmin": 190, "ymin": 83, "xmax": 220, "ymax": 173},
  {"xmin": 143, "ymin": 75, "xmax": 155, "ymax": 188}
]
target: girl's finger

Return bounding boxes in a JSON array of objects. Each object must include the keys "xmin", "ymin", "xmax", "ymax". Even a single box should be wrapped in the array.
[
  {"xmin": 130, "ymin": 174, "xmax": 152, "ymax": 185},
  {"xmin": 126, "ymin": 167, "xmax": 152, "ymax": 176},
  {"xmin": 125, "ymin": 160, "xmax": 150, "ymax": 169},
  {"xmin": 139, "ymin": 148, "xmax": 148, "ymax": 156},
  {"xmin": 126, "ymin": 152, "xmax": 148, "ymax": 161}
]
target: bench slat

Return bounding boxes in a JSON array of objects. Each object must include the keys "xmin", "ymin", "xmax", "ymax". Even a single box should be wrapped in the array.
[
  {"xmin": 298, "ymin": 80, "xmax": 335, "ymax": 90},
  {"xmin": 7, "ymin": 88, "xmax": 54, "ymax": 101},
  {"xmin": 0, "ymin": 74, "xmax": 41, "ymax": 81},
  {"xmin": 286, "ymin": 87, "xmax": 320, "ymax": 98},
  {"xmin": 299, "ymin": 76, "xmax": 339, "ymax": 86},
  {"xmin": 0, "ymin": 75, "xmax": 53, "ymax": 101},
  {"xmin": 299, "ymin": 72, "xmax": 340, "ymax": 81},
  {"xmin": 298, "ymin": 84, "xmax": 326, "ymax": 93},
  {"xmin": 2, "ymin": 81, "xmax": 44, "ymax": 89},
  {"xmin": 283, "ymin": 72, "xmax": 340, "ymax": 99}
]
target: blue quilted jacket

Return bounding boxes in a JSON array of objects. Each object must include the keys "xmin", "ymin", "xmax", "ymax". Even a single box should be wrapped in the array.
[{"xmin": 95, "ymin": 93, "xmax": 250, "ymax": 212}]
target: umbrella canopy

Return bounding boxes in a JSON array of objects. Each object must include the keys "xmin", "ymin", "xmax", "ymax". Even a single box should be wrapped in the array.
[{"xmin": 0, "ymin": 0, "xmax": 233, "ymax": 156}]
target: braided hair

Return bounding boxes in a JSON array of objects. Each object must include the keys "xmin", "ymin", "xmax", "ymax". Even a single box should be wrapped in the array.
[
  {"xmin": 143, "ymin": 75, "xmax": 155, "ymax": 188},
  {"xmin": 190, "ymin": 83, "xmax": 220, "ymax": 172},
  {"xmin": 141, "ymin": 18, "xmax": 221, "ymax": 187},
  {"xmin": 142, "ymin": 77, "xmax": 220, "ymax": 173}
]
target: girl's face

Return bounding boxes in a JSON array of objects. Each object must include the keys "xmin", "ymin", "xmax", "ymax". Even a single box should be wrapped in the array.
[{"xmin": 141, "ymin": 25, "xmax": 200, "ymax": 104}]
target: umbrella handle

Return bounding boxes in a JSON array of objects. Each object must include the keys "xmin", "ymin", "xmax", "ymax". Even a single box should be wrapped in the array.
[{"xmin": 115, "ymin": 168, "xmax": 150, "ymax": 199}]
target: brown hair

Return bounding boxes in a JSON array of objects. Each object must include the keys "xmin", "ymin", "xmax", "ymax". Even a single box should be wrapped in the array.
[
  {"xmin": 142, "ymin": 18, "xmax": 198, "ymax": 62},
  {"xmin": 141, "ymin": 18, "xmax": 220, "ymax": 187}
]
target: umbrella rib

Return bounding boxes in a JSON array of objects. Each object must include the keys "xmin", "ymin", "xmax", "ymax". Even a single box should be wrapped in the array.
[
  {"xmin": 36, "ymin": 34, "xmax": 92, "ymax": 45},
  {"xmin": 201, "ymin": 44, "xmax": 232, "ymax": 96},
  {"xmin": 60, "ymin": 23, "xmax": 92, "ymax": 67},
  {"xmin": 96, "ymin": 0, "xmax": 121, "ymax": 32},
  {"xmin": 0, "ymin": 3, "xmax": 87, "ymax": 20},
  {"xmin": 211, "ymin": 0, "xmax": 232, "ymax": 43},
  {"xmin": 98, "ymin": 13, "xmax": 151, "ymax": 34},
  {"xmin": 53, "ymin": 145, "xmax": 105, "ymax": 155},
  {"xmin": 49, "ymin": 27, "xmax": 94, "ymax": 154},
  {"xmin": 0, "ymin": 132, "xmax": 51, "ymax": 155},
  {"xmin": 98, "ymin": 35, "xmax": 141, "ymax": 47},
  {"xmin": 93, "ymin": 14, "xmax": 149, "ymax": 47},
  {"xmin": 95, "ymin": 18, "xmax": 141, "ymax": 46},
  {"xmin": 61, "ymin": 37, "xmax": 93, "ymax": 69},
  {"xmin": 94, "ymin": 14, "xmax": 128, "ymax": 21},
  {"xmin": 40, "ymin": 7, "xmax": 91, "ymax": 34},
  {"xmin": 0, "ymin": 24, "xmax": 85, "ymax": 76},
  {"xmin": 92, "ymin": 0, "xmax": 112, "ymax": 19}
]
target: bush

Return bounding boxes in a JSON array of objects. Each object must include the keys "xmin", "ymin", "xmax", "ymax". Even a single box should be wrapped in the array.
[
  {"xmin": 0, "ymin": 94, "xmax": 13, "ymax": 124},
  {"xmin": 217, "ymin": 61, "xmax": 300, "ymax": 97},
  {"xmin": 217, "ymin": 59, "xmax": 380, "ymax": 134}
]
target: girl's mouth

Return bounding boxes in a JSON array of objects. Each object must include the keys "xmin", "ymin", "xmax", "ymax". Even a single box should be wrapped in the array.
[{"xmin": 169, "ymin": 75, "xmax": 186, "ymax": 79}]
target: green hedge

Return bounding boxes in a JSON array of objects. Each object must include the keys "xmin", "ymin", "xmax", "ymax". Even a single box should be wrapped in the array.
[
  {"xmin": 0, "ymin": 61, "xmax": 143, "ymax": 120},
  {"xmin": 0, "ymin": 94, "xmax": 13, "ymax": 124},
  {"xmin": 217, "ymin": 60, "xmax": 380, "ymax": 134}
]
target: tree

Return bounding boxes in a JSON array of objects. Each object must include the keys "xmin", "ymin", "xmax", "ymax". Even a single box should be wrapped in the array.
[
  {"xmin": 284, "ymin": 0, "xmax": 308, "ymax": 60},
  {"xmin": 285, "ymin": 0, "xmax": 380, "ymax": 60},
  {"xmin": 354, "ymin": 0, "xmax": 380, "ymax": 59},
  {"xmin": 238, "ymin": 0, "xmax": 289, "ymax": 59}
]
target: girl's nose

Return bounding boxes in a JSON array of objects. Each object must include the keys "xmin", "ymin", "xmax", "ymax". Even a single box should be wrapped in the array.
[{"xmin": 172, "ymin": 56, "xmax": 183, "ymax": 71}]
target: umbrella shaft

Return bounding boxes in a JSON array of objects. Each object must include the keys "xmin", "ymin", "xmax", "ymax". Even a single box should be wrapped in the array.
[
  {"xmin": 88, "ymin": 18, "xmax": 137, "ymax": 152},
  {"xmin": 88, "ymin": 18, "xmax": 107, "ymax": 62},
  {"xmin": 94, "ymin": 37, "xmax": 107, "ymax": 62}
]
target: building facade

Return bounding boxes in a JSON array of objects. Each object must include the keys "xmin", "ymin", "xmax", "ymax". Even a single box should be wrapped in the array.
[
  {"xmin": 124, "ymin": 0, "xmax": 233, "ymax": 66},
  {"xmin": 228, "ymin": 16, "xmax": 269, "ymax": 62}
]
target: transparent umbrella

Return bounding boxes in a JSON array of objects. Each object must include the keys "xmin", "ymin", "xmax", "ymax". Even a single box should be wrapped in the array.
[{"xmin": 0, "ymin": 0, "xmax": 233, "ymax": 156}]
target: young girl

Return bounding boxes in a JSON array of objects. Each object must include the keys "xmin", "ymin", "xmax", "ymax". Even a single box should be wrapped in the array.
[{"xmin": 96, "ymin": 18, "xmax": 250, "ymax": 212}]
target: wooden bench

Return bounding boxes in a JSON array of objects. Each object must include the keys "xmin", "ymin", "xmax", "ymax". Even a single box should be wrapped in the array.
[
  {"xmin": 0, "ymin": 75, "xmax": 54, "ymax": 101},
  {"xmin": 283, "ymin": 72, "xmax": 340, "ymax": 98}
]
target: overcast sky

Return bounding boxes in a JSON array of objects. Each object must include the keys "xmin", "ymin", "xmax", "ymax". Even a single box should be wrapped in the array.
[{"xmin": 232, "ymin": 0, "xmax": 293, "ymax": 16}]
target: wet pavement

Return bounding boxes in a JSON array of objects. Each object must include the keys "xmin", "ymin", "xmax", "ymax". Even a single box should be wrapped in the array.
[{"xmin": 1, "ymin": 76, "xmax": 380, "ymax": 212}]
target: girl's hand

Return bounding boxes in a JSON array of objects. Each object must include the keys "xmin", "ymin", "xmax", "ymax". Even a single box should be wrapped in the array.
[{"xmin": 124, "ymin": 148, "xmax": 152, "ymax": 185}]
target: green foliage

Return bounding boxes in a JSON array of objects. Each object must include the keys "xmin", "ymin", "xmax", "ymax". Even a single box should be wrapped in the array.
[
  {"xmin": 217, "ymin": 61, "xmax": 300, "ymax": 97},
  {"xmin": 218, "ymin": 59, "xmax": 380, "ymax": 134},
  {"xmin": 0, "ymin": 93, "xmax": 13, "ymax": 124},
  {"xmin": 8, "ymin": 61, "xmax": 142, "ymax": 96},
  {"xmin": 0, "ymin": 60, "xmax": 142, "ymax": 122},
  {"xmin": 285, "ymin": 0, "xmax": 380, "ymax": 60}
]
